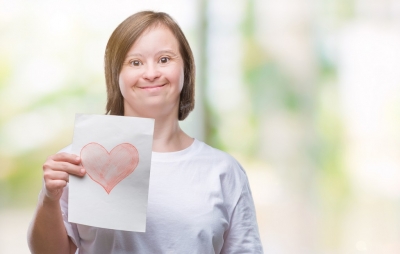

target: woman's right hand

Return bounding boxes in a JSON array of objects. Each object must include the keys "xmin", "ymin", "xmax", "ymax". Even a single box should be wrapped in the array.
[{"xmin": 42, "ymin": 152, "xmax": 86, "ymax": 202}]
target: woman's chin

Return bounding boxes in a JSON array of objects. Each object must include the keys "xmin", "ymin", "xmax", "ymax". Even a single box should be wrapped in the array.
[{"xmin": 124, "ymin": 105, "xmax": 177, "ymax": 119}]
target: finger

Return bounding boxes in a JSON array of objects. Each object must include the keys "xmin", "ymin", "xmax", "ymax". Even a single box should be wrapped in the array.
[
  {"xmin": 44, "ymin": 170, "xmax": 70, "ymax": 183},
  {"xmin": 51, "ymin": 152, "xmax": 81, "ymax": 165},
  {"xmin": 45, "ymin": 179, "xmax": 68, "ymax": 191},
  {"xmin": 44, "ymin": 161, "xmax": 85, "ymax": 176}
]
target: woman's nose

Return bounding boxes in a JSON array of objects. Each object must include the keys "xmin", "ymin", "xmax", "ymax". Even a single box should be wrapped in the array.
[{"xmin": 142, "ymin": 63, "xmax": 161, "ymax": 81}]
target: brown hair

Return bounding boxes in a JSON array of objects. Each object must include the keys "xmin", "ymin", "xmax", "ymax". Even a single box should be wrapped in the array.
[{"xmin": 104, "ymin": 11, "xmax": 195, "ymax": 120}]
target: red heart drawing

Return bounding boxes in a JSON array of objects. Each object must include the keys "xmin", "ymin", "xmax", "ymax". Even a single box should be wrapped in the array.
[{"xmin": 80, "ymin": 142, "xmax": 139, "ymax": 194}]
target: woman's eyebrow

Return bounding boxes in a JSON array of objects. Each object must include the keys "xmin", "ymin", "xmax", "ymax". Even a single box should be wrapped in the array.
[
  {"xmin": 157, "ymin": 50, "xmax": 178, "ymax": 56},
  {"xmin": 125, "ymin": 53, "xmax": 143, "ymax": 59},
  {"xmin": 125, "ymin": 50, "xmax": 178, "ymax": 59}
]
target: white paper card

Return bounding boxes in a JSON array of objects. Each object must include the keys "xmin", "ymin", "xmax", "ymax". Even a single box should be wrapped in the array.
[{"xmin": 69, "ymin": 114, "xmax": 154, "ymax": 232}]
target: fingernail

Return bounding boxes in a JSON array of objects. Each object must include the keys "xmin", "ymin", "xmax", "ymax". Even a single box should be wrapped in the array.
[
  {"xmin": 76, "ymin": 156, "xmax": 80, "ymax": 161},
  {"xmin": 80, "ymin": 168, "xmax": 85, "ymax": 174}
]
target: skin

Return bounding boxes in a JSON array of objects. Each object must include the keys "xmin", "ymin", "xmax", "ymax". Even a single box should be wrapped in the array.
[
  {"xmin": 119, "ymin": 25, "xmax": 193, "ymax": 152},
  {"xmin": 27, "ymin": 25, "xmax": 193, "ymax": 253},
  {"xmin": 27, "ymin": 153, "xmax": 83, "ymax": 254}
]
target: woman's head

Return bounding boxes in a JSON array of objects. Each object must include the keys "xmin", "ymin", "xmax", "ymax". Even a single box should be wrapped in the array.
[{"xmin": 104, "ymin": 11, "xmax": 195, "ymax": 120}]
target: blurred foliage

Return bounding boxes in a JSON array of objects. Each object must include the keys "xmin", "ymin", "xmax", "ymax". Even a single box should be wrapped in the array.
[
  {"xmin": 239, "ymin": 0, "xmax": 354, "ymax": 250},
  {"xmin": 0, "ymin": 68, "xmax": 104, "ymax": 207}
]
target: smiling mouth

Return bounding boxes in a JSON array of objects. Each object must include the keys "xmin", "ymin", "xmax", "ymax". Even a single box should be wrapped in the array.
[{"xmin": 139, "ymin": 84, "xmax": 166, "ymax": 90}]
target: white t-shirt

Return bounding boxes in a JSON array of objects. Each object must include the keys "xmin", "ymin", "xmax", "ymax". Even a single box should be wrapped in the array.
[{"xmin": 60, "ymin": 139, "xmax": 263, "ymax": 253}]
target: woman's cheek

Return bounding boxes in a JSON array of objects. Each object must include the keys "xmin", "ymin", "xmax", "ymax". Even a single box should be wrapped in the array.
[{"xmin": 118, "ymin": 78, "xmax": 129, "ymax": 97}]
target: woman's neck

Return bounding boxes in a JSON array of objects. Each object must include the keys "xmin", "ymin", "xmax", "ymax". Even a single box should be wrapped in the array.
[{"xmin": 151, "ymin": 115, "xmax": 193, "ymax": 152}]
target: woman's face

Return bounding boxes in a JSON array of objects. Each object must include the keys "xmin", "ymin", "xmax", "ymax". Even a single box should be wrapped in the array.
[{"xmin": 119, "ymin": 26, "xmax": 184, "ymax": 119}]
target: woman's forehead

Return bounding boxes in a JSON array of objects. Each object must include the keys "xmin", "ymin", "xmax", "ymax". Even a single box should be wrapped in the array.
[
  {"xmin": 127, "ymin": 25, "xmax": 180, "ymax": 53},
  {"xmin": 139, "ymin": 24, "xmax": 176, "ymax": 42}
]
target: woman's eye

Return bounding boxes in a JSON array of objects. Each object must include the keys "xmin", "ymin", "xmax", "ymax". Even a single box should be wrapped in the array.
[
  {"xmin": 130, "ymin": 60, "xmax": 141, "ymax": 66},
  {"xmin": 160, "ymin": 57, "xmax": 169, "ymax": 64}
]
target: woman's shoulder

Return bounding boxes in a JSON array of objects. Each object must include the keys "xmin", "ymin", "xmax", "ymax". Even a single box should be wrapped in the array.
[
  {"xmin": 196, "ymin": 140, "xmax": 236, "ymax": 160},
  {"xmin": 193, "ymin": 139, "xmax": 246, "ymax": 175}
]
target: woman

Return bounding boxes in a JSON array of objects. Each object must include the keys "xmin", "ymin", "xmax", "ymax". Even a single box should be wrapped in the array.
[{"xmin": 28, "ymin": 11, "xmax": 263, "ymax": 253}]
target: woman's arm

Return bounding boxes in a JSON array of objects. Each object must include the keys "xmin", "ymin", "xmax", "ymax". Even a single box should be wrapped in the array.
[
  {"xmin": 221, "ymin": 180, "xmax": 264, "ymax": 254},
  {"xmin": 27, "ymin": 191, "xmax": 77, "ymax": 254},
  {"xmin": 27, "ymin": 153, "xmax": 85, "ymax": 254}
]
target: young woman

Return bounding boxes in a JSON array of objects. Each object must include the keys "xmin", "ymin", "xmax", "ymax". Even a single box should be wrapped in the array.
[{"xmin": 28, "ymin": 11, "xmax": 263, "ymax": 253}]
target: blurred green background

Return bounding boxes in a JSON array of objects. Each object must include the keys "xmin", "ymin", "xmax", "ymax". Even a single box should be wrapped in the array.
[{"xmin": 2, "ymin": 0, "xmax": 400, "ymax": 253}]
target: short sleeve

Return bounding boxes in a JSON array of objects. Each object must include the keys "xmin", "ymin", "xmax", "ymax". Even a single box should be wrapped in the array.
[
  {"xmin": 221, "ymin": 180, "xmax": 264, "ymax": 254},
  {"xmin": 60, "ymin": 184, "xmax": 81, "ymax": 248}
]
